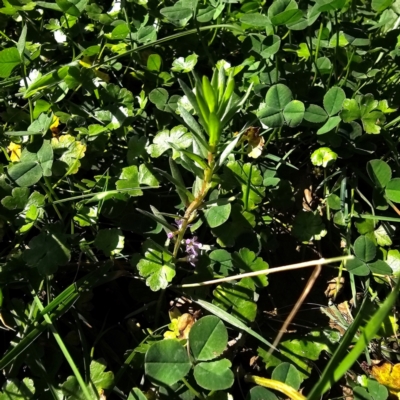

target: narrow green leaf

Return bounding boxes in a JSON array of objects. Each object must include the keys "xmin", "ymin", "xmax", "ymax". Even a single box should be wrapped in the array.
[
  {"xmin": 202, "ymin": 75, "xmax": 217, "ymax": 113},
  {"xmin": 217, "ymin": 132, "xmax": 244, "ymax": 168},
  {"xmin": 193, "ymin": 298, "xmax": 277, "ymax": 350},
  {"xmin": 168, "ymin": 142, "xmax": 209, "ymax": 170},
  {"xmin": 308, "ymin": 278, "xmax": 400, "ymax": 400},
  {"xmin": 17, "ymin": 25, "xmax": 27, "ymax": 58},
  {"xmin": 177, "ymin": 105, "xmax": 209, "ymax": 156},
  {"xmin": 136, "ymin": 208, "xmax": 175, "ymax": 231},
  {"xmin": 208, "ymin": 112, "xmax": 221, "ymax": 147}
]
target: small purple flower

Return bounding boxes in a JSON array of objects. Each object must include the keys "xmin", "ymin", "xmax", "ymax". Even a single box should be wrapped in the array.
[
  {"xmin": 185, "ymin": 236, "xmax": 202, "ymax": 257},
  {"xmin": 167, "ymin": 232, "xmax": 174, "ymax": 239},
  {"xmin": 174, "ymin": 219, "xmax": 184, "ymax": 229}
]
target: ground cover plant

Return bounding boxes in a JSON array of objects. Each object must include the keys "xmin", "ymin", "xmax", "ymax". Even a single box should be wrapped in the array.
[{"xmin": 2, "ymin": 0, "xmax": 400, "ymax": 398}]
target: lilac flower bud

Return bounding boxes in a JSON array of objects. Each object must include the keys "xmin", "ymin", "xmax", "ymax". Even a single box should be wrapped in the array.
[{"xmin": 167, "ymin": 232, "xmax": 174, "ymax": 239}]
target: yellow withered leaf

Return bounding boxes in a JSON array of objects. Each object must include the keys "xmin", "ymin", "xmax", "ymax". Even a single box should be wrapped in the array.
[
  {"xmin": 79, "ymin": 56, "xmax": 110, "ymax": 83},
  {"xmin": 236, "ymin": 127, "xmax": 265, "ymax": 159},
  {"xmin": 370, "ymin": 362, "xmax": 400, "ymax": 395},
  {"xmin": 7, "ymin": 142, "xmax": 21, "ymax": 162}
]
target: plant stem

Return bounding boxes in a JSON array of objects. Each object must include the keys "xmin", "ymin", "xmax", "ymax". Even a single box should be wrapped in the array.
[
  {"xmin": 32, "ymin": 295, "xmax": 93, "ymax": 400},
  {"xmin": 173, "ymin": 155, "xmax": 214, "ymax": 259},
  {"xmin": 181, "ymin": 377, "xmax": 205, "ymax": 400},
  {"xmin": 244, "ymin": 375, "xmax": 305, "ymax": 400},
  {"xmin": 176, "ymin": 255, "xmax": 353, "ymax": 288}
]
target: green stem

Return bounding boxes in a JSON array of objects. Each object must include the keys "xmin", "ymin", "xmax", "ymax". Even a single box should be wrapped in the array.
[
  {"xmin": 172, "ymin": 155, "xmax": 214, "ymax": 259},
  {"xmin": 181, "ymin": 377, "xmax": 205, "ymax": 399},
  {"xmin": 32, "ymin": 295, "xmax": 93, "ymax": 400},
  {"xmin": 92, "ymin": 25, "xmax": 243, "ymax": 69}
]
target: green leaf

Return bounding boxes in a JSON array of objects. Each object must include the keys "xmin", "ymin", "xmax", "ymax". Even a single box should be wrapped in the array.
[
  {"xmin": 258, "ymin": 331, "xmax": 332, "ymax": 379},
  {"xmin": 139, "ymin": 164, "xmax": 159, "ymax": 187},
  {"xmin": 210, "ymin": 249, "xmax": 233, "ymax": 275},
  {"xmin": 193, "ymin": 298, "xmax": 276, "ymax": 350},
  {"xmin": 354, "ymin": 379, "xmax": 388, "ymax": 400},
  {"xmin": 346, "ymin": 258, "xmax": 370, "ymax": 276},
  {"xmin": 316, "ymin": 0, "xmax": 346, "ymax": 12},
  {"xmin": 56, "ymin": 0, "xmax": 88, "ymax": 16},
  {"xmin": 367, "ymin": 160, "xmax": 391, "ymax": 189},
  {"xmin": 292, "ymin": 211, "xmax": 326, "ymax": 242},
  {"xmin": 17, "ymin": 24, "xmax": 27, "ymax": 57},
  {"xmin": 7, "ymin": 162, "xmax": 42, "ymax": 187},
  {"xmin": 160, "ymin": 6, "xmax": 192, "ymax": 21},
  {"xmin": 257, "ymin": 105, "xmax": 284, "ymax": 127},
  {"xmin": 372, "ymin": 0, "xmax": 393, "ymax": 12},
  {"xmin": 374, "ymin": 225, "xmax": 392, "ymax": 246},
  {"xmin": 145, "ymin": 340, "xmax": 191, "ymax": 386},
  {"xmin": 193, "ymin": 359, "xmax": 234, "ymax": 391},
  {"xmin": 368, "ymin": 260, "xmax": 392, "ymax": 275},
  {"xmin": 128, "ymin": 388, "xmax": 148, "ymax": 400},
  {"xmin": 137, "ymin": 243, "xmax": 175, "ymax": 291},
  {"xmin": 213, "ymin": 280, "xmax": 258, "ymax": 323},
  {"xmin": 189, "ymin": 315, "xmax": 228, "ymax": 361},
  {"xmin": 23, "ymin": 229, "xmax": 71, "ymax": 275},
  {"xmin": 307, "ymin": 278, "xmax": 400, "ymax": 400},
  {"xmin": 226, "ymin": 161, "xmax": 265, "ymax": 210},
  {"xmin": 149, "ymin": 88, "xmax": 169, "ymax": 110},
  {"xmin": 74, "ymin": 206, "xmax": 97, "ymax": 227},
  {"xmin": 271, "ymin": 362, "xmax": 302, "ymax": 390},
  {"xmin": 315, "ymin": 56, "xmax": 332, "ymax": 74},
  {"xmin": 37, "ymin": 140, "xmax": 53, "ymax": 177},
  {"xmin": 61, "ymin": 359, "xmax": 113, "ymax": 400},
  {"xmin": 116, "ymin": 165, "xmax": 143, "ymax": 196},
  {"xmin": 354, "ymin": 235, "xmax": 376, "ymax": 262},
  {"xmin": 1, "ymin": 187, "xmax": 30, "ymax": 210},
  {"xmin": 247, "ymin": 387, "xmax": 278, "ymax": 400},
  {"xmin": 111, "ymin": 23, "xmax": 130, "ymax": 39},
  {"xmin": 232, "ymin": 248, "xmax": 268, "ymax": 288},
  {"xmin": 0, "ymin": 378, "xmax": 35, "ymax": 400},
  {"xmin": 0, "ymin": 47, "xmax": 21, "ymax": 78},
  {"xmin": 217, "ymin": 132, "xmax": 244, "ymax": 168},
  {"xmin": 240, "ymin": 13, "xmax": 271, "ymax": 26},
  {"xmin": 385, "ymin": 178, "xmax": 400, "ymax": 202},
  {"xmin": 90, "ymin": 359, "xmax": 114, "ymax": 393},
  {"xmin": 171, "ymin": 53, "xmax": 198, "ymax": 73},
  {"xmin": 51, "ymin": 134, "xmax": 86, "ymax": 175},
  {"xmin": 323, "ymin": 86, "xmax": 345, "ymax": 116},
  {"xmin": 283, "ymin": 100, "xmax": 305, "ymax": 127},
  {"xmin": 147, "ymin": 54, "xmax": 162, "ymax": 72},
  {"xmin": 310, "ymin": 147, "xmax": 338, "ymax": 167},
  {"xmin": 29, "ymin": 113, "xmax": 53, "ymax": 135},
  {"xmin": 260, "ymin": 35, "xmax": 281, "ymax": 58},
  {"xmin": 340, "ymin": 98, "xmax": 360, "ymax": 122},
  {"xmin": 268, "ymin": 0, "xmax": 302, "ymax": 25},
  {"xmin": 317, "ymin": 116, "xmax": 341, "ymax": 135},
  {"xmin": 24, "ymin": 62, "xmax": 72, "ymax": 99},
  {"xmin": 362, "ymin": 110, "xmax": 384, "ymax": 134},
  {"xmin": 147, "ymin": 126, "xmax": 192, "ymax": 159},
  {"xmin": 202, "ymin": 75, "xmax": 217, "ymax": 113},
  {"xmin": 94, "ymin": 229, "xmax": 124, "ymax": 256},
  {"xmin": 304, "ymin": 104, "xmax": 328, "ymax": 123},
  {"xmin": 205, "ymin": 203, "xmax": 231, "ymax": 228},
  {"xmin": 387, "ymin": 249, "xmax": 400, "ymax": 275},
  {"xmin": 265, "ymin": 84, "xmax": 293, "ymax": 110},
  {"xmin": 177, "ymin": 105, "xmax": 209, "ymax": 156}
]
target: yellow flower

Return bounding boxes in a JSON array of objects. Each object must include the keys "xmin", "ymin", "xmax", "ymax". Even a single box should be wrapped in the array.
[{"xmin": 7, "ymin": 142, "xmax": 21, "ymax": 162}]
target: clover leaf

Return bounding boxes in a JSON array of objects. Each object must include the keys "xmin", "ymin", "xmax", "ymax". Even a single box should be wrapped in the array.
[
  {"xmin": 147, "ymin": 125, "xmax": 192, "ymax": 159},
  {"xmin": 23, "ymin": 228, "xmax": 71, "ymax": 275},
  {"xmin": 340, "ymin": 94, "xmax": 385, "ymax": 134},
  {"xmin": 137, "ymin": 241, "xmax": 175, "ymax": 291}
]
